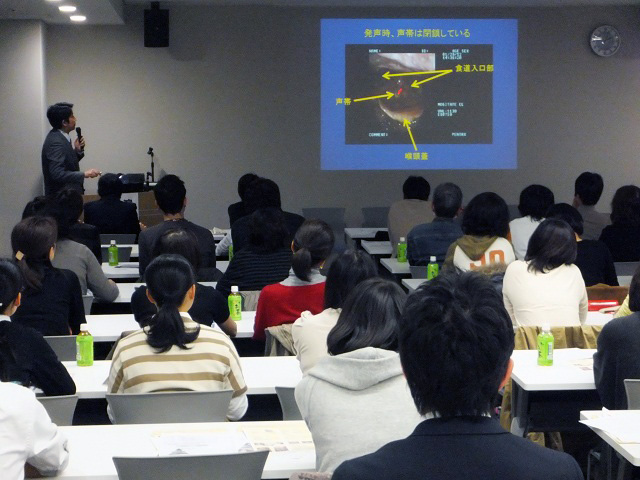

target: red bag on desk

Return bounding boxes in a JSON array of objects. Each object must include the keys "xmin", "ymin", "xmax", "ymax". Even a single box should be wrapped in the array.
[{"xmin": 588, "ymin": 300, "xmax": 619, "ymax": 311}]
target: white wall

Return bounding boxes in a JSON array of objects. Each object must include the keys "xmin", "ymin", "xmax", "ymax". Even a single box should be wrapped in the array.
[
  {"xmin": 0, "ymin": 21, "xmax": 46, "ymax": 256},
  {"xmin": 39, "ymin": 5, "xmax": 640, "ymax": 229}
]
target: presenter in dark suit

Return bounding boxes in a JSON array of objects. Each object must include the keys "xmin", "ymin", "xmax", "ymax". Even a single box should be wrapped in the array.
[
  {"xmin": 84, "ymin": 173, "xmax": 141, "ymax": 237},
  {"xmin": 333, "ymin": 272, "xmax": 583, "ymax": 480},
  {"xmin": 41, "ymin": 102, "xmax": 100, "ymax": 195}
]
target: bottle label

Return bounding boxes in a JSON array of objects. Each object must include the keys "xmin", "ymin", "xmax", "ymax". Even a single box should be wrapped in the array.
[
  {"xmin": 397, "ymin": 243, "xmax": 407, "ymax": 263},
  {"xmin": 229, "ymin": 295, "xmax": 242, "ymax": 322},
  {"xmin": 427, "ymin": 263, "xmax": 439, "ymax": 280},
  {"xmin": 228, "ymin": 244, "xmax": 234, "ymax": 261},
  {"xmin": 108, "ymin": 246, "xmax": 119, "ymax": 266},
  {"xmin": 76, "ymin": 335, "xmax": 94, "ymax": 366}
]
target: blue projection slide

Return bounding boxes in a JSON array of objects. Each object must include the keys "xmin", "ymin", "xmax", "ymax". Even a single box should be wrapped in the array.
[{"xmin": 321, "ymin": 19, "xmax": 518, "ymax": 170}]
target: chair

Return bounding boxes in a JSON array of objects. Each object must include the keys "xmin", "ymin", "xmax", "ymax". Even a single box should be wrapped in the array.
[
  {"xmin": 100, "ymin": 246, "xmax": 132, "ymax": 262},
  {"xmin": 241, "ymin": 290, "xmax": 261, "ymax": 311},
  {"xmin": 361, "ymin": 207, "xmax": 389, "ymax": 228},
  {"xmin": 586, "ymin": 284, "xmax": 629, "ymax": 306},
  {"xmin": 106, "ymin": 390, "xmax": 233, "ymax": 424},
  {"xmin": 410, "ymin": 266, "xmax": 428, "ymax": 279},
  {"xmin": 82, "ymin": 293, "xmax": 94, "ymax": 315},
  {"xmin": 44, "ymin": 335, "xmax": 77, "ymax": 361},
  {"xmin": 302, "ymin": 208, "xmax": 346, "ymax": 252},
  {"xmin": 264, "ymin": 324, "xmax": 295, "ymax": 356},
  {"xmin": 276, "ymin": 386, "xmax": 302, "ymax": 420},
  {"xmin": 624, "ymin": 379, "xmax": 640, "ymax": 409},
  {"xmin": 113, "ymin": 451, "xmax": 269, "ymax": 480},
  {"xmin": 37, "ymin": 395, "xmax": 78, "ymax": 426},
  {"xmin": 100, "ymin": 233, "xmax": 137, "ymax": 245}
]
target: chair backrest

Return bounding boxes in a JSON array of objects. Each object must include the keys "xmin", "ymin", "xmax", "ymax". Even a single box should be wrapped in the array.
[
  {"xmin": 275, "ymin": 386, "xmax": 302, "ymax": 420},
  {"xmin": 624, "ymin": 379, "xmax": 640, "ymax": 409},
  {"xmin": 615, "ymin": 261, "xmax": 640, "ymax": 277},
  {"xmin": 100, "ymin": 233, "xmax": 137, "ymax": 245},
  {"xmin": 361, "ymin": 207, "xmax": 390, "ymax": 228},
  {"xmin": 37, "ymin": 395, "xmax": 78, "ymax": 426},
  {"xmin": 44, "ymin": 335, "xmax": 77, "ymax": 361},
  {"xmin": 410, "ymin": 265, "xmax": 428, "ymax": 279},
  {"xmin": 113, "ymin": 451, "xmax": 269, "ymax": 480},
  {"xmin": 106, "ymin": 390, "xmax": 233, "ymax": 424},
  {"xmin": 240, "ymin": 290, "xmax": 261, "ymax": 311},
  {"xmin": 82, "ymin": 294, "xmax": 94, "ymax": 315},
  {"xmin": 586, "ymin": 285, "xmax": 629, "ymax": 305},
  {"xmin": 301, "ymin": 208, "xmax": 346, "ymax": 230},
  {"xmin": 100, "ymin": 246, "xmax": 132, "ymax": 262}
]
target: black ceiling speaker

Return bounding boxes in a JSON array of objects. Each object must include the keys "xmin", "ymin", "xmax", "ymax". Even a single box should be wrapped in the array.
[{"xmin": 144, "ymin": 2, "xmax": 169, "ymax": 48}]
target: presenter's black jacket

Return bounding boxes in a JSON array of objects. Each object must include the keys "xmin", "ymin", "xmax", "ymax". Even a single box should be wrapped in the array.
[
  {"xmin": 0, "ymin": 320, "xmax": 76, "ymax": 396},
  {"xmin": 231, "ymin": 211, "xmax": 305, "ymax": 254},
  {"xmin": 333, "ymin": 417, "xmax": 583, "ymax": 480},
  {"xmin": 11, "ymin": 267, "xmax": 86, "ymax": 336},
  {"xmin": 42, "ymin": 128, "xmax": 84, "ymax": 196},
  {"xmin": 84, "ymin": 197, "xmax": 141, "ymax": 239}
]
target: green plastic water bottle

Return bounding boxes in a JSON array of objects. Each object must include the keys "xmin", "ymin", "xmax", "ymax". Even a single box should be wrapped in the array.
[
  {"xmin": 228, "ymin": 243, "xmax": 234, "ymax": 261},
  {"xmin": 228, "ymin": 286, "xmax": 242, "ymax": 322},
  {"xmin": 537, "ymin": 324, "xmax": 554, "ymax": 366},
  {"xmin": 76, "ymin": 324, "xmax": 94, "ymax": 366},
  {"xmin": 397, "ymin": 237, "xmax": 407, "ymax": 263},
  {"xmin": 427, "ymin": 256, "xmax": 439, "ymax": 280},
  {"xmin": 108, "ymin": 240, "xmax": 119, "ymax": 266}
]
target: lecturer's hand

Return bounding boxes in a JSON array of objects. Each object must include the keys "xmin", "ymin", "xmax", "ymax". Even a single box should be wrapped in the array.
[
  {"xmin": 74, "ymin": 137, "xmax": 85, "ymax": 153},
  {"xmin": 84, "ymin": 169, "xmax": 101, "ymax": 178}
]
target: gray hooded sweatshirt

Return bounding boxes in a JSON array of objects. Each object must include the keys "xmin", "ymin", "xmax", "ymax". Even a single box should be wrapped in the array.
[{"xmin": 295, "ymin": 347, "xmax": 422, "ymax": 472}]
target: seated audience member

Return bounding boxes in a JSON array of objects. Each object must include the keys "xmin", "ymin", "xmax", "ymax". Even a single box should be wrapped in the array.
[
  {"xmin": 594, "ymin": 267, "xmax": 640, "ymax": 409},
  {"xmin": 509, "ymin": 184, "xmax": 554, "ymax": 260},
  {"xmin": 573, "ymin": 171, "xmax": 610, "ymax": 240},
  {"xmin": 292, "ymin": 249, "xmax": 378, "ymax": 374},
  {"xmin": 138, "ymin": 174, "xmax": 216, "ymax": 279},
  {"xmin": 83, "ymin": 173, "xmax": 141, "ymax": 238},
  {"xmin": 0, "ymin": 370, "xmax": 69, "ymax": 479},
  {"xmin": 503, "ymin": 219, "xmax": 588, "ymax": 327},
  {"xmin": 228, "ymin": 172, "xmax": 259, "ymax": 227},
  {"xmin": 11, "ymin": 217, "xmax": 85, "ymax": 336},
  {"xmin": 0, "ymin": 260, "xmax": 76, "ymax": 396},
  {"xmin": 332, "ymin": 272, "xmax": 583, "ymax": 480},
  {"xmin": 444, "ymin": 192, "xmax": 515, "ymax": 272},
  {"xmin": 45, "ymin": 192, "xmax": 119, "ymax": 302},
  {"xmin": 253, "ymin": 220, "xmax": 334, "ymax": 342},
  {"xmin": 55, "ymin": 188, "xmax": 102, "ymax": 262},
  {"xmin": 388, "ymin": 175, "xmax": 434, "ymax": 257},
  {"xmin": 132, "ymin": 229, "xmax": 236, "ymax": 337},
  {"xmin": 546, "ymin": 203, "xmax": 618, "ymax": 286},
  {"xmin": 231, "ymin": 177, "xmax": 305, "ymax": 253},
  {"xmin": 407, "ymin": 182, "xmax": 463, "ymax": 266},
  {"xmin": 599, "ymin": 185, "xmax": 640, "ymax": 262},
  {"xmin": 107, "ymin": 254, "xmax": 248, "ymax": 421},
  {"xmin": 296, "ymin": 278, "xmax": 421, "ymax": 473},
  {"xmin": 216, "ymin": 208, "xmax": 292, "ymax": 297}
]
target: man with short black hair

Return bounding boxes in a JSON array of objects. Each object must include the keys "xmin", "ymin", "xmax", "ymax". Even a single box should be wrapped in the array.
[
  {"xmin": 387, "ymin": 176, "xmax": 434, "ymax": 256},
  {"xmin": 407, "ymin": 182, "xmax": 463, "ymax": 266},
  {"xmin": 573, "ymin": 172, "xmax": 610, "ymax": 240},
  {"xmin": 41, "ymin": 102, "xmax": 100, "ymax": 195},
  {"xmin": 333, "ymin": 271, "xmax": 583, "ymax": 480},
  {"xmin": 138, "ymin": 174, "xmax": 216, "ymax": 278},
  {"xmin": 83, "ymin": 173, "xmax": 141, "ymax": 238}
]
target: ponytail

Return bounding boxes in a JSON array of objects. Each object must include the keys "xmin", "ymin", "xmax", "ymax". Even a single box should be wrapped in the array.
[
  {"xmin": 291, "ymin": 220, "xmax": 335, "ymax": 281},
  {"xmin": 144, "ymin": 254, "xmax": 199, "ymax": 353},
  {"xmin": 11, "ymin": 217, "xmax": 57, "ymax": 291}
]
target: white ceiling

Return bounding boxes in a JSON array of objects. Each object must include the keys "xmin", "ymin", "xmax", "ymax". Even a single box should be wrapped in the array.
[{"xmin": 0, "ymin": 0, "xmax": 638, "ymax": 25}]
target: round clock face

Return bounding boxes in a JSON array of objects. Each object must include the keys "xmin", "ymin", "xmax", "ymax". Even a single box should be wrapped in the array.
[{"xmin": 590, "ymin": 25, "xmax": 621, "ymax": 57}]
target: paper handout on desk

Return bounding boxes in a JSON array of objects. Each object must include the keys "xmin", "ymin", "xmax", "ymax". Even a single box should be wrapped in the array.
[{"xmin": 581, "ymin": 413, "xmax": 640, "ymax": 444}]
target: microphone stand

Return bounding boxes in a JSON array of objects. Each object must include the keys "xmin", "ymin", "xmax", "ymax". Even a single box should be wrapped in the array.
[{"xmin": 146, "ymin": 147, "xmax": 155, "ymax": 186}]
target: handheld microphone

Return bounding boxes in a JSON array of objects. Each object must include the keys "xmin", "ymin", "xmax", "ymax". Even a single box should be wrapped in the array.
[
  {"xmin": 147, "ymin": 147, "xmax": 153, "ymax": 155},
  {"xmin": 75, "ymin": 127, "xmax": 84, "ymax": 151}
]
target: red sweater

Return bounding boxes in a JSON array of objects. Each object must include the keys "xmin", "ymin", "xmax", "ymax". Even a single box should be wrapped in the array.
[{"xmin": 253, "ymin": 281, "xmax": 326, "ymax": 341}]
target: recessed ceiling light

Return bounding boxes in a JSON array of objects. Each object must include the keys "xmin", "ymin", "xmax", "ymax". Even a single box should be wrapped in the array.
[
  {"xmin": 58, "ymin": 5, "xmax": 77, "ymax": 12},
  {"xmin": 70, "ymin": 15, "xmax": 86, "ymax": 22}
]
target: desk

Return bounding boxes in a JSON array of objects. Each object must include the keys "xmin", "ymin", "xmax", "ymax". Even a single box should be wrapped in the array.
[
  {"xmin": 86, "ymin": 311, "xmax": 256, "ymax": 341},
  {"xmin": 101, "ymin": 244, "xmax": 139, "ymax": 258},
  {"xmin": 402, "ymin": 278, "xmax": 425, "ymax": 292},
  {"xmin": 344, "ymin": 227, "xmax": 387, "ymax": 242},
  {"xmin": 54, "ymin": 420, "xmax": 314, "ymax": 479},
  {"xmin": 510, "ymin": 348, "xmax": 602, "ymax": 436},
  {"xmin": 108, "ymin": 282, "xmax": 217, "ymax": 304},
  {"xmin": 581, "ymin": 410, "xmax": 640, "ymax": 471},
  {"xmin": 380, "ymin": 257, "xmax": 410, "ymax": 276},
  {"xmin": 102, "ymin": 262, "xmax": 140, "ymax": 280},
  {"xmin": 64, "ymin": 356, "xmax": 302, "ymax": 399},
  {"xmin": 360, "ymin": 240, "xmax": 392, "ymax": 257}
]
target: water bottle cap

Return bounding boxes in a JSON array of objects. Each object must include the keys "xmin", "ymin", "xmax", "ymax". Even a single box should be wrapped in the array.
[
  {"xmin": 231, "ymin": 286, "xmax": 239, "ymax": 293},
  {"xmin": 110, "ymin": 240, "xmax": 116, "ymax": 245},
  {"xmin": 80, "ymin": 323, "xmax": 90, "ymax": 332},
  {"xmin": 542, "ymin": 324, "xmax": 551, "ymax": 332},
  {"xmin": 430, "ymin": 256, "xmax": 436, "ymax": 262}
]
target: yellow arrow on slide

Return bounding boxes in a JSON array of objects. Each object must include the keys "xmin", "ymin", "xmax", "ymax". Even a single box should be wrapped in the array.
[
  {"xmin": 411, "ymin": 69, "xmax": 453, "ymax": 88},
  {"xmin": 403, "ymin": 119, "xmax": 417, "ymax": 151},
  {"xmin": 353, "ymin": 91, "xmax": 394, "ymax": 102},
  {"xmin": 382, "ymin": 69, "xmax": 453, "ymax": 80}
]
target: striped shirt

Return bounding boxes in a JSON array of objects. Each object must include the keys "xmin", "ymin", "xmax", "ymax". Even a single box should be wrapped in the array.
[{"xmin": 107, "ymin": 313, "xmax": 248, "ymax": 419}]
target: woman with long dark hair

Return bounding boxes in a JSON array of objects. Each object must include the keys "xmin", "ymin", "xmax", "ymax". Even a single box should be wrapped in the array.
[
  {"xmin": 107, "ymin": 254, "xmax": 248, "ymax": 420},
  {"xmin": 253, "ymin": 219, "xmax": 334, "ymax": 341},
  {"xmin": 11, "ymin": 216, "xmax": 85, "ymax": 335},
  {"xmin": 599, "ymin": 185, "xmax": 640, "ymax": 262}
]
